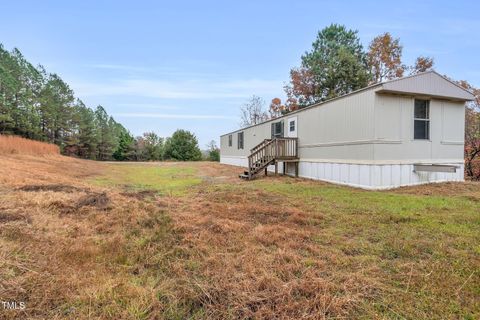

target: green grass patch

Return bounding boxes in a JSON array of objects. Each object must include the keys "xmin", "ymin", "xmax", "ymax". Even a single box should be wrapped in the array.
[
  {"xmin": 250, "ymin": 179, "xmax": 480, "ymax": 319},
  {"xmin": 91, "ymin": 163, "xmax": 202, "ymax": 195},
  {"xmin": 256, "ymin": 180, "xmax": 479, "ymax": 235}
]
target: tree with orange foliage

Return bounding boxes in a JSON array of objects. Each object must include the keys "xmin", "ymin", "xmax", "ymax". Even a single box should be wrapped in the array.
[
  {"xmin": 457, "ymin": 81, "xmax": 480, "ymax": 179},
  {"xmin": 269, "ymin": 98, "xmax": 284, "ymax": 118},
  {"xmin": 367, "ymin": 33, "xmax": 435, "ymax": 83},
  {"xmin": 284, "ymin": 68, "xmax": 317, "ymax": 106},
  {"xmin": 410, "ymin": 56, "xmax": 435, "ymax": 74},
  {"xmin": 269, "ymin": 97, "xmax": 299, "ymax": 118},
  {"xmin": 367, "ymin": 32, "xmax": 405, "ymax": 83}
]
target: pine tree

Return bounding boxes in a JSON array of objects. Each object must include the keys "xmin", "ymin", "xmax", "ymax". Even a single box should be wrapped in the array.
[
  {"xmin": 0, "ymin": 43, "xmax": 133, "ymax": 161},
  {"xmin": 113, "ymin": 127, "xmax": 135, "ymax": 161},
  {"xmin": 95, "ymin": 106, "xmax": 117, "ymax": 160},
  {"xmin": 286, "ymin": 24, "xmax": 369, "ymax": 105},
  {"xmin": 0, "ymin": 44, "xmax": 17, "ymax": 133}
]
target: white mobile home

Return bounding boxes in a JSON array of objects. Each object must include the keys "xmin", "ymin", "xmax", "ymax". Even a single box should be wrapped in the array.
[{"xmin": 220, "ymin": 71, "xmax": 474, "ymax": 189}]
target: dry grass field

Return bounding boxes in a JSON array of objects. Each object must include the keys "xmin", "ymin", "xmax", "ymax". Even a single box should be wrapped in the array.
[
  {"xmin": 0, "ymin": 135, "xmax": 59, "ymax": 155},
  {"xmin": 0, "ymin": 153, "xmax": 479, "ymax": 319}
]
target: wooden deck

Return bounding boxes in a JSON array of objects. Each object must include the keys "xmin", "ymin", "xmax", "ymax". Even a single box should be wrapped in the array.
[{"xmin": 240, "ymin": 138, "xmax": 299, "ymax": 180}]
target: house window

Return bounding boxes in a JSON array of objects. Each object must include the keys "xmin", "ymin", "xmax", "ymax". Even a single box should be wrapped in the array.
[
  {"xmin": 289, "ymin": 120, "xmax": 295, "ymax": 132},
  {"xmin": 414, "ymin": 99, "xmax": 430, "ymax": 140},
  {"xmin": 271, "ymin": 121, "xmax": 284, "ymax": 138},
  {"xmin": 237, "ymin": 132, "xmax": 244, "ymax": 149},
  {"xmin": 228, "ymin": 134, "xmax": 232, "ymax": 147}
]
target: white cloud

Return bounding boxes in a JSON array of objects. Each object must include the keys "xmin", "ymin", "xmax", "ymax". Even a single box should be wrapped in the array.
[
  {"xmin": 87, "ymin": 62, "xmax": 227, "ymax": 78},
  {"xmin": 87, "ymin": 64, "xmax": 148, "ymax": 72},
  {"xmin": 72, "ymin": 77, "xmax": 283, "ymax": 100},
  {"xmin": 114, "ymin": 103, "xmax": 179, "ymax": 110},
  {"xmin": 112, "ymin": 112, "xmax": 237, "ymax": 120}
]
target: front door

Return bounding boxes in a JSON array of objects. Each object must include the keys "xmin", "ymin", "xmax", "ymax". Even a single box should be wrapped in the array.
[{"xmin": 287, "ymin": 116, "xmax": 297, "ymax": 138}]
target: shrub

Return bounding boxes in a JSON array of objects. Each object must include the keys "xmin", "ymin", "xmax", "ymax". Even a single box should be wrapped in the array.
[
  {"xmin": 208, "ymin": 148, "xmax": 220, "ymax": 162},
  {"xmin": 163, "ymin": 130, "xmax": 202, "ymax": 161},
  {"xmin": 206, "ymin": 140, "xmax": 220, "ymax": 161}
]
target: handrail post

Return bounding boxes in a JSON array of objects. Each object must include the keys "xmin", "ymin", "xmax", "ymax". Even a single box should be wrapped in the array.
[
  {"xmin": 295, "ymin": 138, "xmax": 298, "ymax": 158},
  {"xmin": 248, "ymin": 156, "xmax": 251, "ymax": 179},
  {"xmin": 275, "ymin": 139, "xmax": 278, "ymax": 158}
]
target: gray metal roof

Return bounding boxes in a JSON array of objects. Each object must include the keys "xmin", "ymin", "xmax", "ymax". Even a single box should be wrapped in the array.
[{"xmin": 376, "ymin": 71, "xmax": 475, "ymax": 101}]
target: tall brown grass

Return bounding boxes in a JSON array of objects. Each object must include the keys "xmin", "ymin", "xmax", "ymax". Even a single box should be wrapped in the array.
[
  {"xmin": 0, "ymin": 135, "xmax": 59, "ymax": 155},
  {"xmin": 0, "ymin": 158, "xmax": 478, "ymax": 319}
]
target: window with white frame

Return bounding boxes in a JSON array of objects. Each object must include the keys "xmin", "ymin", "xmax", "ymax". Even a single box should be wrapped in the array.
[
  {"xmin": 228, "ymin": 134, "xmax": 232, "ymax": 147},
  {"xmin": 414, "ymin": 99, "xmax": 430, "ymax": 140},
  {"xmin": 289, "ymin": 120, "xmax": 295, "ymax": 132}
]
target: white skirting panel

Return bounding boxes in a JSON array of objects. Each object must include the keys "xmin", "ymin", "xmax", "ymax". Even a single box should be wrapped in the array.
[
  {"xmin": 221, "ymin": 155, "xmax": 464, "ymax": 189},
  {"xmin": 220, "ymin": 155, "xmax": 248, "ymax": 167},
  {"xmin": 298, "ymin": 161, "xmax": 464, "ymax": 190}
]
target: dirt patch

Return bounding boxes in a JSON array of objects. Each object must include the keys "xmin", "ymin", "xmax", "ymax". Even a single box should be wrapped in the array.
[
  {"xmin": 196, "ymin": 162, "xmax": 241, "ymax": 183},
  {"xmin": 0, "ymin": 211, "xmax": 31, "ymax": 224},
  {"xmin": 120, "ymin": 190, "xmax": 158, "ymax": 200},
  {"xmin": 464, "ymin": 195, "xmax": 480, "ymax": 202},
  {"xmin": 49, "ymin": 192, "xmax": 111, "ymax": 215},
  {"xmin": 77, "ymin": 192, "xmax": 110, "ymax": 209},
  {"xmin": 392, "ymin": 181, "xmax": 480, "ymax": 197},
  {"xmin": 18, "ymin": 184, "xmax": 83, "ymax": 193},
  {"xmin": 19, "ymin": 184, "xmax": 111, "ymax": 215},
  {"xmin": 48, "ymin": 201, "xmax": 75, "ymax": 214}
]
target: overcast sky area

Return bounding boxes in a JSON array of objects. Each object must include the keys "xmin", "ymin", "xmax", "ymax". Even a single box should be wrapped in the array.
[{"xmin": 1, "ymin": 0, "xmax": 479, "ymax": 147}]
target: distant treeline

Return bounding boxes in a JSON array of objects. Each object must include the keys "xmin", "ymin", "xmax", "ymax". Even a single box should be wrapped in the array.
[{"xmin": 0, "ymin": 44, "xmax": 211, "ymax": 161}]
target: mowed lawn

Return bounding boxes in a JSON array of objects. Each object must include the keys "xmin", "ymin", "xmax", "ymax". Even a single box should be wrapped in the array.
[{"xmin": 0, "ymin": 156, "xmax": 479, "ymax": 319}]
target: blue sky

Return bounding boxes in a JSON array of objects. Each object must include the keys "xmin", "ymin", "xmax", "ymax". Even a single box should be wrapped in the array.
[{"xmin": 1, "ymin": 0, "xmax": 479, "ymax": 147}]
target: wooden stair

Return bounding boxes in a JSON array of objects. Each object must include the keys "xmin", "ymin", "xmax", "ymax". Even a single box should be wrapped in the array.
[{"xmin": 240, "ymin": 137, "xmax": 298, "ymax": 180}]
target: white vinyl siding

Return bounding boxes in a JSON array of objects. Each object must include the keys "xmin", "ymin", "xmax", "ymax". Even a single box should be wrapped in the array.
[{"xmin": 221, "ymin": 72, "xmax": 468, "ymax": 163}]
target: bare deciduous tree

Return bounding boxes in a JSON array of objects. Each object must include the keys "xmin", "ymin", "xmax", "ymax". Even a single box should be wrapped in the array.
[{"xmin": 239, "ymin": 95, "xmax": 269, "ymax": 127}]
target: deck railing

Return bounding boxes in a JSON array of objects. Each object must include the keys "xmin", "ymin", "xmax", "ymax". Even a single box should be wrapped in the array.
[
  {"xmin": 250, "ymin": 139, "xmax": 271, "ymax": 154},
  {"xmin": 273, "ymin": 137, "xmax": 298, "ymax": 159},
  {"xmin": 247, "ymin": 138, "xmax": 298, "ymax": 178}
]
